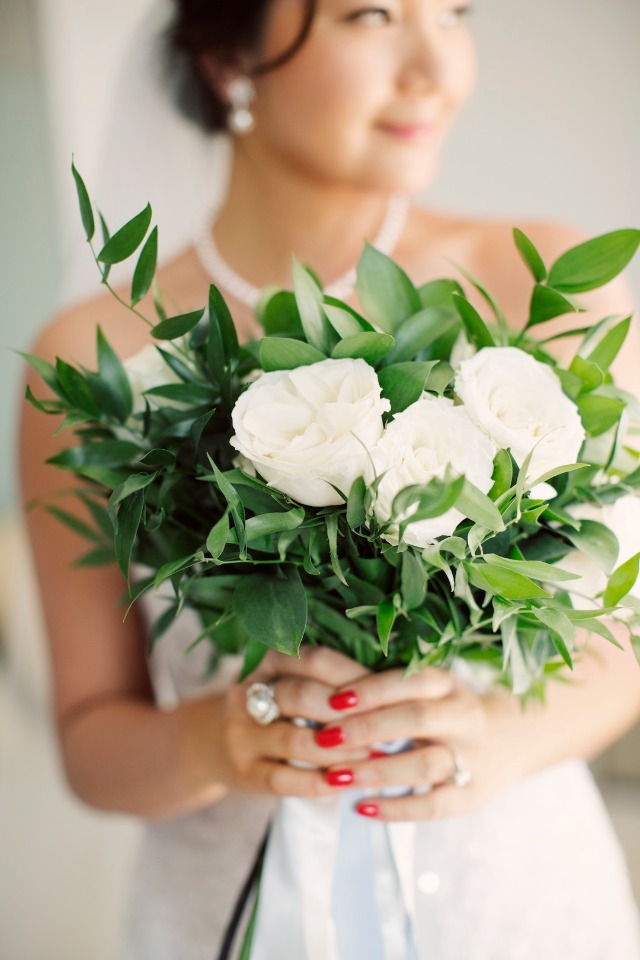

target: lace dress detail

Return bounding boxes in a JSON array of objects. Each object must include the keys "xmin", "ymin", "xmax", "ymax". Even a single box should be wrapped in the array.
[{"xmin": 119, "ymin": 604, "xmax": 640, "ymax": 959}]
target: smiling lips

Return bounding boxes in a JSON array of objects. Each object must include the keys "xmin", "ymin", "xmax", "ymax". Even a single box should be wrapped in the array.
[{"xmin": 377, "ymin": 121, "xmax": 438, "ymax": 141}]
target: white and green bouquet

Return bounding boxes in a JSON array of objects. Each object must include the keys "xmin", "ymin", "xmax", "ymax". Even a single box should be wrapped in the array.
[{"xmin": 26, "ymin": 166, "xmax": 640, "ymax": 701}]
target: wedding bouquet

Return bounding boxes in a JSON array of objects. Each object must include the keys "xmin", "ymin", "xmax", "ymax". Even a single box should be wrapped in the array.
[{"xmin": 25, "ymin": 167, "xmax": 640, "ymax": 704}]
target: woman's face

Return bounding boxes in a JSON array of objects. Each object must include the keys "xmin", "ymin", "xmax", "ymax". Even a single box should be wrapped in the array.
[{"xmin": 242, "ymin": 0, "xmax": 478, "ymax": 194}]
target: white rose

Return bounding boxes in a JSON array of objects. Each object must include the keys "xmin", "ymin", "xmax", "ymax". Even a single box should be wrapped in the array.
[
  {"xmin": 455, "ymin": 347, "xmax": 585, "ymax": 498},
  {"xmin": 123, "ymin": 341, "xmax": 186, "ymax": 415},
  {"xmin": 372, "ymin": 395, "xmax": 496, "ymax": 547},
  {"xmin": 559, "ymin": 496, "xmax": 640, "ymax": 613},
  {"xmin": 230, "ymin": 358, "xmax": 390, "ymax": 507}
]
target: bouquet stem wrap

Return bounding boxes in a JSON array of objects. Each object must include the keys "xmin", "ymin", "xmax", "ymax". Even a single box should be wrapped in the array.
[
  {"xmin": 250, "ymin": 739, "xmax": 420, "ymax": 960},
  {"xmin": 251, "ymin": 795, "xmax": 419, "ymax": 960}
]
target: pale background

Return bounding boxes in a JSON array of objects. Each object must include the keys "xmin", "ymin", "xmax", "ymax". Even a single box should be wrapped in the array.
[{"xmin": 1, "ymin": 0, "xmax": 639, "ymax": 957}]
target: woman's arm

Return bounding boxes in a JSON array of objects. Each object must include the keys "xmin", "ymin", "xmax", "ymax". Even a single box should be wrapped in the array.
[{"xmin": 20, "ymin": 298, "xmax": 373, "ymax": 821}]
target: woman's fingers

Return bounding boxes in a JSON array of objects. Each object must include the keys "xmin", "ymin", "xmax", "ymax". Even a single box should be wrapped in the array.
[
  {"xmin": 250, "ymin": 759, "xmax": 342, "ymax": 799},
  {"xmin": 332, "ymin": 743, "xmax": 462, "ymax": 792},
  {"xmin": 269, "ymin": 676, "xmax": 352, "ymax": 724},
  {"xmin": 256, "ymin": 718, "xmax": 369, "ymax": 767},
  {"xmin": 352, "ymin": 783, "xmax": 475, "ymax": 822},
  {"xmin": 329, "ymin": 666, "xmax": 455, "ymax": 717},
  {"xmin": 252, "ymin": 646, "xmax": 370, "ymax": 689},
  {"xmin": 316, "ymin": 695, "xmax": 475, "ymax": 752}
]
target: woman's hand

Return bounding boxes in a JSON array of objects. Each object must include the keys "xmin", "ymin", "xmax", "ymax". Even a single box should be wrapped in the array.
[
  {"xmin": 208, "ymin": 647, "xmax": 372, "ymax": 798},
  {"xmin": 314, "ymin": 666, "xmax": 523, "ymax": 821}
]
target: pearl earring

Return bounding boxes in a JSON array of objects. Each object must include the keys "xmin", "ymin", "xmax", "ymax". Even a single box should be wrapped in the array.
[{"xmin": 227, "ymin": 76, "xmax": 256, "ymax": 135}]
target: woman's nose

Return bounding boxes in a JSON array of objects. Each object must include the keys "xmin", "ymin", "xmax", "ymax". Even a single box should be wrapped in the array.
[{"xmin": 396, "ymin": 27, "xmax": 448, "ymax": 97}]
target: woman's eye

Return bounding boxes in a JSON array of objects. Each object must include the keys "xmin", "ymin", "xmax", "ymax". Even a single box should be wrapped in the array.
[
  {"xmin": 439, "ymin": 5, "xmax": 472, "ymax": 28},
  {"xmin": 344, "ymin": 7, "xmax": 392, "ymax": 27}
]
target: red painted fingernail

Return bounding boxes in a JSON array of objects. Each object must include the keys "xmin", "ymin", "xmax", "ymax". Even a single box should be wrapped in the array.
[
  {"xmin": 369, "ymin": 750, "xmax": 387, "ymax": 759},
  {"xmin": 315, "ymin": 727, "xmax": 345, "ymax": 748},
  {"xmin": 329, "ymin": 690, "xmax": 359, "ymax": 711},
  {"xmin": 356, "ymin": 802, "xmax": 379, "ymax": 818},
  {"xmin": 326, "ymin": 769, "xmax": 354, "ymax": 787}
]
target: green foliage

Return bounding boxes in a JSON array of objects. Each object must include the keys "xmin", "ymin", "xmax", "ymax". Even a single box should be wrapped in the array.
[{"xmin": 25, "ymin": 166, "xmax": 640, "ymax": 701}]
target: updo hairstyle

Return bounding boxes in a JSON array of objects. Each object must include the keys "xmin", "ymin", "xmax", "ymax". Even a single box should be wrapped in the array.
[{"xmin": 165, "ymin": 0, "xmax": 317, "ymax": 133}]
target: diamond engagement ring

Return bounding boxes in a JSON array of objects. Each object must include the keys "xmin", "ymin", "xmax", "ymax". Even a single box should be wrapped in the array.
[
  {"xmin": 446, "ymin": 746, "xmax": 472, "ymax": 788},
  {"xmin": 245, "ymin": 682, "xmax": 281, "ymax": 726}
]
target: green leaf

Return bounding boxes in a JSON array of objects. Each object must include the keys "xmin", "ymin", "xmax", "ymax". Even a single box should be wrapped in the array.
[
  {"xmin": 466, "ymin": 562, "xmax": 552, "ymax": 600},
  {"xmin": 97, "ymin": 203, "xmax": 152, "ymax": 265},
  {"xmin": 152, "ymin": 309, "xmax": 204, "ymax": 341},
  {"xmin": 97, "ymin": 326, "xmax": 133, "ymax": 420},
  {"xmin": 377, "ymin": 361, "xmax": 437, "ymax": 414},
  {"xmin": 71, "ymin": 162, "xmax": 95, "ymax": 242},
  {"xmin": 452, "ymin": 294, "xmax": 495, "ymax": 349},
  {"xmin": 208, "ymin": 284, "xmax": 239, "ymax": 383},
  {"xmin": 528, "ymin": 284, "xmax": 579, "ymax": 327},
  {"xmin": 603, "ymin": 552, "xmax": 640, "ymax": 607},
  {"xmin": 138, "ymin": 448, "xmax": 176, "ymax": 468},
  {"xmin": 292, "ymin": 260, "xmax": 334, "ymax": 354},
  {"xmin": 417, "ymin": 278, "xmax": 465, "ymax": 309},
  {"xmin": 206, "ymin": 510, "xmax": 230, "ymax": 560},
  {"xmin": 489, "ymin": 449, "xmax": 513, "ymax": 500},
  {"xmin": 324, "ymin": 301, "xmax": 374, "ymax": 338},
  {"xmin": 383, "ymin": 307, "xmax": 459, "ymax": 365},
  {"xmin": 260, "ymin": 336, "xmax": 326, "ymax": 371},
  {"xmin": 513, "ymin": 228, "xmax": 547, "ymax": 282},
  {"xmin": 144, "ymin": 383, "xmax": 215, "ymax": 405},
  {"xmin": 577, "ymin": 394, "xmax": 626, "ymax": 437},
  {"xmin": 450, "ymin": 260, "xmax": 508, "ymax": 342},
  {"xmin": 584, "ymin": 317, "xmax": 631, "ymax": 374},
  {"xmin": 346, "ymin": 476, "xmax": 367, "ymax": 529},
  {"xmin": 356, "ymin": 244, "xmax": 421, "ymax": 333},
  {"xmin": 482, "ymin": 554, "xmax": 579, "ymax": 583},
  {"xmin": 233, "ymin": 567, "xmax": 308, "ymax": 656},
  {"xmin": 239, "ymin": 637, "xmax": 269, "ymax": 682},
  {"xmin": 569, "ymin": 355, "xmax": 604, "ymax": 392},
  {"xmin": 109, "ymin": 471, "xmax": 158, "ymax": 508},
  {"xmin": 258, "ymin": 290, "xmax": 305, "ymax": 339},
  {"xmin": 113, "ymin": 489, "xmax": 145, "ymax": 582},
  {"xmin": 548, "ymin": 230, "xmax": 640, "ymax": 294},
  {"xmin": 401, "ymin": 551, "xmax": 427, "ymax": 610},
  {"xmin": 331, "ymin": 332, "xmax": 394, "ymax": 365},
  {"xmin": 376, "ymin": 597, "xmax": 396, "ymax": 655},
  {"xmin": 456, "ymin": 480, "xmax": 505, "ymax": 532},
  {"xmin": 211, "ymin": 461, "xmax": 246, "ymax": 558},
  {"xmin": 98, "ymin": 212, "xmax": 111, "ymax": 282},
  {"xmin": 55, "ymin": 359, "xmax": 101, "ymax": 416},
  {"xmin": 131, "ymin": 226, "xmax": 158, "ymax": 305},
  {"xmin": 45, "ymin": 504, "xmax": 104, "ymax": 543},
  {"xmin": 245, "ymin": 506, "xmax": 305, "ymax": 542},
  {"xmin": 47, "ymin": 440, "xmax": 139, "ymax": 470},
  {"xmin": 528, "ymin": 462, "xmax": 588, "ymax": 489},
  {"xmin": 397, "ymin": 475, "xmax": 465, "ymax": 537},
  {"xmin": 19, "ymin": 352, "xmax": 62, "ymax": 396},
  {"xmin": 425, "ymin": 361, "xmax": 454, "ymax": 395},
  {"xmin": 532, "ymin": 607, "xmax": 575, "ymax": 668},
  {"xmin": 326, "ymin": 513, "xmax": 348, "ymax": 586}
]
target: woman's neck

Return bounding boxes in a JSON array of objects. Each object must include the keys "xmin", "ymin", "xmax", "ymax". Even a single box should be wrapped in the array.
[{"xmin": 211, "ymin": 142, "xmax": 401, "ymax": 292}]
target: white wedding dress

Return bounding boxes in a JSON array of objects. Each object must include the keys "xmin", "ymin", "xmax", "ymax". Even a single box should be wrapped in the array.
[
  {"xmin": 67, "ymin": 6, "xmax": 640, "ymax": 957},
  {"xmin": 117, "ymin": 604, "xmax": 640, "ymax": 960}
]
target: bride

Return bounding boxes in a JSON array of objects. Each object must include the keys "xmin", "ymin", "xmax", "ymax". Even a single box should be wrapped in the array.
[{"xmin": 20, "ymin": 1, "xmax": 640, "ymax": 957}]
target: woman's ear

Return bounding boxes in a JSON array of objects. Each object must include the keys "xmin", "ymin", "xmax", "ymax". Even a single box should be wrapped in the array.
[
  {"xmin": 198, "ymin": 51, "xmax": 232, "ymax": 104},
  {"xmin": 198, "ymin": 51, "xmax": 253, "ymax": 106}
]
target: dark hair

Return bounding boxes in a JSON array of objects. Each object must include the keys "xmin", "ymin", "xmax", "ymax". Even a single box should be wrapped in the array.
[{"xmin": 164, "ymin": 0, "xmax": 317, "ymax": 133}]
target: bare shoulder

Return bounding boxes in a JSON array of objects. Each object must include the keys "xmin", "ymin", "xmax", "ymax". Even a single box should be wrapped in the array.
[
  {"xmin": 30, "ymin": 246, "xmax": 207, "ymax": 367},
  {"xmin": 404, "ymin": 207, "xmax": 635, "ymax": 322}
]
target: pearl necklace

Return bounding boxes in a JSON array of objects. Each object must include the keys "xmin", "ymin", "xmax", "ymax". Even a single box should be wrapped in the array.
[{"xmin": 194, "ymin": 194, "xmax": 410, "ymax": 309}]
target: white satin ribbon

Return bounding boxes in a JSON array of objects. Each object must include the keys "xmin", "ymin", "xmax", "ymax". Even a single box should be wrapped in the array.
[
  {"xmin": 250, "ymin": 796, "xmax": 341, "ymax": 960},
  {"xmin": 249, "ymin": 742, "xmax": 419, "ymax": 959}
]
